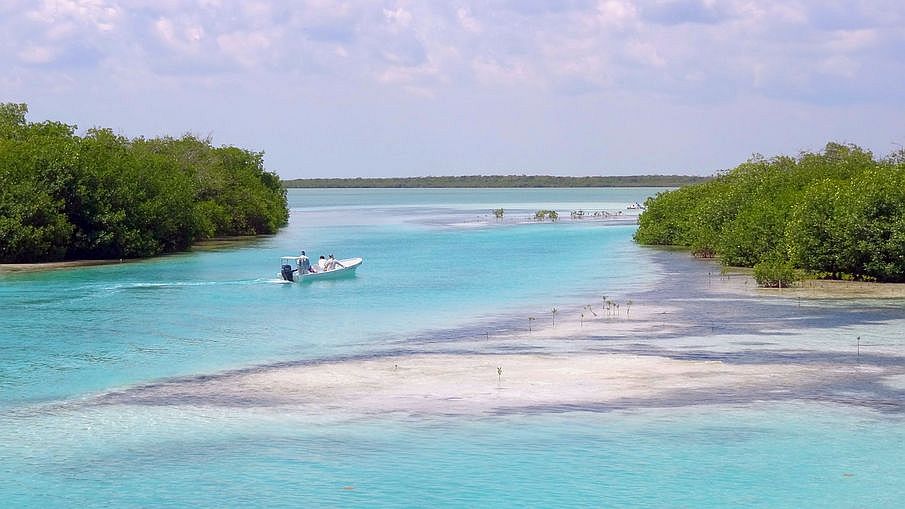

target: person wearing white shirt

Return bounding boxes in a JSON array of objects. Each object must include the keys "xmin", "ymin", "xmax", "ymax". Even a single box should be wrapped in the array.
[{"xmin": 324, "ymin": 254, "xmax": 345, "ymax": 271}]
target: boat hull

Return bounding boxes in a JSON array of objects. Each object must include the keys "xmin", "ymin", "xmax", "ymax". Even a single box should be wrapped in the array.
[{"xmin": 284, "ymin": 257, "xmax": 362, "ymax": 282}]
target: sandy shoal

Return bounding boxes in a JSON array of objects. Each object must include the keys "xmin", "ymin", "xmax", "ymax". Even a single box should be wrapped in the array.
[
  {"xmin": 114, "ymin": 348, "xmax": 858, "ymax": 417},
  {"xmin": 81, "ymin": 298, "xmax": 900, "ymax": 417}
]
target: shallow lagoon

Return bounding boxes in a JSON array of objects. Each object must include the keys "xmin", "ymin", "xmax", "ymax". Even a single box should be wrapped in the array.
[
  {"xmin": 0, "ymin": 188, "xmax": 661, "ymax": 407},
  {"xmin": 2, "ymin": 188, "xmax": 905, "ymax": 507}
]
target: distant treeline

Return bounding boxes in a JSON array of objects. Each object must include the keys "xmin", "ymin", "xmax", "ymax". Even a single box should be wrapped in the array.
[
  {"xmin": 634, "ymin": 142, "xmax": 905, "ymax": 283},
  {"xmin": 283, "ymin": 175, "xmax": 709, "ymax": 188},
  {"xmin": 0, "ymin": 103, "xmax": 288, "ymax": 263}
]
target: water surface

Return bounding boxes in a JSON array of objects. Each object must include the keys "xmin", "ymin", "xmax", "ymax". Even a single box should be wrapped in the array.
[{"xmin": 2, "ymin": 187, "xmax": 904, "ymax": 508}]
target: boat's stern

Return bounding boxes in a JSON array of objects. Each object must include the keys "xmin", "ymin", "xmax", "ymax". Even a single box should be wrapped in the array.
[{"xmin": 279, "ymin": 256, "xmax": 297, "ymax": 282}]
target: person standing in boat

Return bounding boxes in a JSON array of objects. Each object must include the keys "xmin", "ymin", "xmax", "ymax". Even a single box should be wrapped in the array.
[{"xmin": 297, "ymin": 251, "xmax": 313, "ymax": 274}]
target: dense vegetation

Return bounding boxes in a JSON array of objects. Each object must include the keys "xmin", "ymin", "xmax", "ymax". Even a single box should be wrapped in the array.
[
  {"xmin": 635, "ymin": 143, "xmax": 905, "ymax": 283},
  {"xmin": 283, "ymin": 175, "xmax": 708, "ymax": 188},
  {"xmin": 0, "ymin": 103, "xmax": 288, "ymax": 263}
]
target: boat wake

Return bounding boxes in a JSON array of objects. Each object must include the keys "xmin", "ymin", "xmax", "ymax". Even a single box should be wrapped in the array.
[{"xmin": 105, "ymin": 279, "xmax": 276, "ymax": 292}]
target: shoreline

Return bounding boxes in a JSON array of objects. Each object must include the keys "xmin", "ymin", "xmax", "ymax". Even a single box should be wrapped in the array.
[
  {"xmin": 714, "ymin": 265, "xmax": 905, "ymax": 299},
  {"xmin": 761, "ymin": 278, "xmax": 905, "ymax": 299},
  {"xmin": 0, "ymin": 258, "xmax": 129, "ymax": 273},
  {"xmin": 649, "ymin": 250, "xmax": 905, "ymax": 299},
  {"xmin": 0, "ymin": 236, "xmax": 268, "ymax": 274}
]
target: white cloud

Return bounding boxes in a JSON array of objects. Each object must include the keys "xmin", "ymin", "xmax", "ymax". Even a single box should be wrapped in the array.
[
  {"xmin": 456, "ymin": 7, "xmax": 481, "ymax": 33},
  {"xmin": 817, "ymin": 55, "xmax": 859, "ymax": 79},
  {"xmin": 625, "ymin": 39, "xmax": 665, "ymax": 67},
  {"xmin": 596, "ymin": 0, "xmax": 639, "ymax": 29},
  {"xmin": 0, "ymin": 0, "xmax": 899, "ymax": 102},
  {"xmin": 241, "ymin": 2, "xmax": 275, "ymax": 26},
  {"xmin": 383, "ymin": 6, "xmax": 413, "ymax": 30},
  {"xmin": 153, "ymin": 17, "xmax": 206, "ymax": 53},
  {"xmin": 826, "ymin": 29, "xmax": 878, "ymax": 53},
  {"xmin": 45, "ymin": 20, "xmax": 79, "ymax": 40},
  {"xmin": 216, "ymin": 31, "xmax": 272, "ymax": 68},
  {"xmin": 18, "ymin": 45, "xmax": 57, "ymax": 64},
  {"xmin": 27, "ymin": 0, "xmax": 120, "ymax": 32},
  {"xmin": 2, "ymin": 0, "xmax": 904, "ymax": 176},
  {"xmin": 471, "ymin": 57, "xmax": 533, "ymax": 86}
]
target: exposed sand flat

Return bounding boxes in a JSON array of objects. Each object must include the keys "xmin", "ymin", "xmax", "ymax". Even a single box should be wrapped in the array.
[
  {"xmin": 79, "ymin": 285, "xmax": 905, "ymax": 417},
  {"xmin": 246, "ymin": 353, "xmax": 843, "ymax": 414},
  {"xmin": 760, "ymin": 279, "xmax": 905, "ymax": 299},
  {"xmin": 498, "ymin": 303, "xmax": 682, "ymax": 344},
  {"xmin": 91, "ymin": 300, "xmax": 901, "ymax": 416},
  {"xmin": 99, "ymin": 349, "xmax": 871, "ymax": 416},
  {"xmin": 710, "ymin": 266, "xmax": 905, "ymax": 299},
  {"xmin": 66, "ymin": 285, "xmax": 905, "ymax": 420}
]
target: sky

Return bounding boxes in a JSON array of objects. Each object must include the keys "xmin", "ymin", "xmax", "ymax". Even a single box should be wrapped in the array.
[{"xmin": 2, "ymin": 0, "xmax": 904, "ymax": 178}]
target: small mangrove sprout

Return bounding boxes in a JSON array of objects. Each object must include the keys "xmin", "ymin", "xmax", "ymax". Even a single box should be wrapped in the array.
[
  {"xmin": 534, "ymin": 210, "xmax": 559, "ymax": 221},
  {"xmin": 497, "ymin": 365, "xmax": 503, "ymax": 383},
  {"xmin": 528, "ymin": 316, "xmax": 535, "ymax": 332},
  {"xmin": 551, "ymin": 307, "xmax": 558, "ymax": 327},
  {"xmin": 492, "ymin": 208, "xmax": 504, "ymax": 220},
  {"xmin": 626, "ymin": 300, "xmax": 633, "ymax": 316}
]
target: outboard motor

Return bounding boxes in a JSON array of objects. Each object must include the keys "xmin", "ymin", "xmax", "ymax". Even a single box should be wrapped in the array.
[{"xmin": 280, "ymin": 264, "xmax": 295, "ymax": 282}]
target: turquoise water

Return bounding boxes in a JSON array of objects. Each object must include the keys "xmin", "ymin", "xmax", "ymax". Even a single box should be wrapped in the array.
[
  {"xmin": 2, "ymin": 403, "xmax": 904, "ymax": 507},
  {"xmin": 2, "ymin": 188, "xmax": 905, "ymax": 507},
  {"xmin": 0, "ymin": 189, "xmax": 659, "ymax": 408}
]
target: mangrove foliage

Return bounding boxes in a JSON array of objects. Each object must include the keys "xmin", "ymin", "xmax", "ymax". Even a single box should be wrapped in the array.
[
  {"xmin": 634, "ymin": 142, "xmax": 905, "ymax": 283},
  {"xmin": 0, "ymin": 103, "xmax": 288, "ymax": 263}
]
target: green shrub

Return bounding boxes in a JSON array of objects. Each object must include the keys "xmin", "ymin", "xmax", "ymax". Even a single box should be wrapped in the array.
[
  {"xmin": 753, "ymin": 259, "xmax": 800, "ymax": 288},
  {"xmin": 635, "ymin": 143, "xmax": 905, "ymax": 282},
  {"xmin": 534, "ymin": 210, "xmax": 558, "ymax": 221},
  {"xmin": 0, "ymin": 103, "xmax": 288, "ymax": 262}
]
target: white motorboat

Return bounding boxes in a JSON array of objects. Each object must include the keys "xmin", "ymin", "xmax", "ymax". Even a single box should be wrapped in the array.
[{"xmin": 279, "ymin": 256, "xmax": 363, "ymax": 282}]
